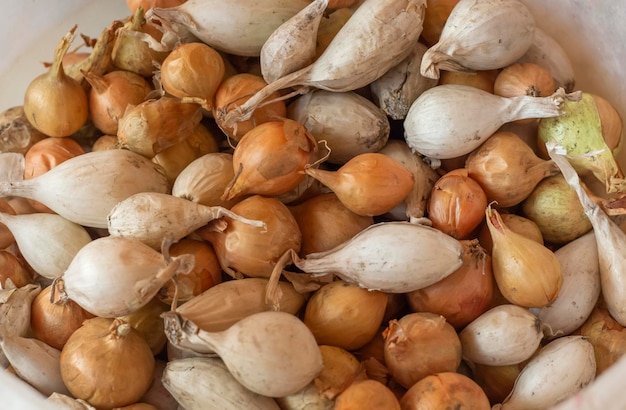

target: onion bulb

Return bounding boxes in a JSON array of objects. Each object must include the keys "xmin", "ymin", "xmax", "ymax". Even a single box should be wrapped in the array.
[
  {"xmin": 439, "ymin": 69, "xmax": 499, "ymax": 93},
  {"xmin": 486, "ymin": 205, "xmax": 562, "ymax": 308},
  {"xmin": 303, "ymin": 280, "xmax": 387, "ymax": 350},
  {"xmin": 427, "ymin": 169, "xmax": 487, "ymax": 239},
  {"xmin": 400, "ymin": 372, "xmax": 491, "ymax": 410},
  {"xmin": 420, "ymin": 0, "xmax": 459, "ymax": 46},
  {"xmin": 23, "ymin": 26, "xmax": 88, "ymax": 137},
  {"xmin": 579, "ymin": 300, "xmax": 626, "ymax": 376},
  {"xmin": 222, "ymin": 119, "xmax": 317, "ymax": 200},
  {"xmin": 305, "ymin": 152, "xmax": 414, "ymax": 216},
  {"xmin": 494, "ymin": 62, "xmax": 556, "ymax": 99},
  {"xmin": 383, "ymin": 312, "xmax": 462, "ymax": 388},
  {"xmin": 0, "ymin": 250, "xmax": 32, "ymax": 289},
  {"xmin": 60, "ymin": 317, "xmax": 156, "ymax": 409},
  {"xmin": 160, "ymin": 42, "xmax": 225, "ymax": 111},
  {"xmin": 478, "ymin": 212, "xmax": 543, "ymax": 254},
  {"xmin": 30, "ymin": 282, "xmax": 95, "ymax": 350},
  {"xmin": 406, "ymin": 239, "xmax": 493, "ymax": 329},
  {"xmin": 197, "ymin": 195, "xmax": 302, "ymax": 278},
  {"xmin": 334, "ymin": 379, "xmax": 401, "ymax": 410}
]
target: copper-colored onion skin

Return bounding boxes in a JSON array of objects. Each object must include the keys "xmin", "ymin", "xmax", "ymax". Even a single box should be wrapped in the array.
[
  {"xmin": 439, "ymin": 69, "xmax": 499, "ymax": 94},
  {"xmin": 400, "ymin": 371, "xmax": 491, "ymax": 410},
  {"xmin": 494, "ymin": 62, "xmax": 556, "ymax": 98},
  {"xmin": 472, "ymin": 361, "xmax": 527, "ymax": 405},
  {"xmin": 24, "ymin": 136, "xmax": 85, "ymax": 179},
  {"xmin": 0, "ymin": 200, "xmax": 16, "ymax": 248},
  {"xmin": 30, "ymin": 284, "xmax": 95, "ymax": 350},
  {"xmin": 213, "ymin": 73, "xmax": 287, "ymax": 142},
  {"xmin": 579, "ymin": 300, "xmax": 626, "ymax": 376},
  {"xmin": 406, "ymin": 239, "xmax": 494, "ymax": 329},
  {"xmin": 223, "ymin": 119, "xmax": 316, "ymax": 200},
  {"xmin": 196, "ymin": 195, "xmax": 301, "ymax": 278},
  {"xmin": 158, "ymin": 238, "xmax": 223, "ymax": 304},
  {"xmin": 383, "ymin": 312, "xmax": 462, "ymax": 389},
  {"xmin": 289, "ymin": 193, "xmax": 374, "ymax": 256},
  {"xmin": 427, "ymin": 170, "xmax": 488, "ymax": 239},
  {"xmin": 334, "ymin": 379, "xmax": 401, "ymax": 410},
  {"xmin": 305, "ymin": 153, "xmax": 415, "ymax": 217},
  {"xmin": 304, "ymin": 280, "xmax": 387, "ymax": 351},
  {"xmin": 60, "ymin": 318, "xmax": 155, "ymax": 409},
  {"xmin": 0, "ymin": 250, "xmax": 32, "ymax": 289}
]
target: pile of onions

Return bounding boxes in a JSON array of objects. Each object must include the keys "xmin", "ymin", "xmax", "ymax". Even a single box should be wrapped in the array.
[{"xmin": 2, "ymin": 1, "xmax": 625, "ymax": 409}]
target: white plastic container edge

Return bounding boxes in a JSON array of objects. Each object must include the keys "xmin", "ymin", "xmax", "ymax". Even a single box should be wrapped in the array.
[{"xmin": 0, "ymin": 1, "xmax": 625, "ymax": 409}]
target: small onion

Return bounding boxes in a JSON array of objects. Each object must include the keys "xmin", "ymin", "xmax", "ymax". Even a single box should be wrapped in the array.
[
  {"xmin": 30, "ymin": 282, "xmax": 95, "ymax": 350},
  {"xmin": 60, "ymin": 317, "xmax": 156, "ymax": 409},
  {"xmin": 334, "ymin": 379, "xmax": 401, "ymax": 410},
  {"xmin": 579, "ymin": 300, "xmax": 626, "ymax": 376},
  {"xmin": 304, "ymin": 280, "xmax": 387, "ymax": 350},
  {"xmin": 420, "ymin": 0, "xmax": 459, "ymax": 46},
  {"xmin": 494, "ymin": 62, "xmax": 556, "ymax": 99},
  {"xmin": 439, "ymin": 69, "xmax": 499, "ymax": 93},
  {"xmin": 427, "ymin": 169, "xmax": 488, "ymax": 239},
  {"xmin": 0, "ymin": 250, "xmax": 32, "ymax": 289},
  {"xmin": 400, "ymin": 372, "xmax": 491, "ymax": 410},
  {"xmin": 406, "ymin": 239, "xmax": 494, "ymax": 329},
  {"xmin": 478, "ymin": 212, "xmax": 544, "ymax": 254},
  {"xmin": 120, "ymin": 297, "xmax": 170, "ymax": 355},
  {"xmin": 383, "ymin": 312, "xmax": 462, "ymax": 388}
]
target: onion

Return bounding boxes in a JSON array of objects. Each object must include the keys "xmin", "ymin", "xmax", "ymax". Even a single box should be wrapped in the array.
[
  {"xmin": 400, "ymin": 371, "xmax": 491, "ymax": 410},
  {"xmin": 222, "ymin": 119, "xmax": 317, "ymax": 200},
  {"xmin": 427, "ymin": 169, "xmax": 487, "ymax": 238},
  {"xmin": 30, "ymin": 283, "xmax": 95, "ymax": 350},
  {"xmin": 334, "ymin": 379, "xmax": 401, "ymax": 410},
  {"xmin": 304, "ymin": 279, "xmax": 387, "ymax": 350},
  {"xmin": 288, "ymin": 192, "xmax": 373, "ymax": 256},
  {"xmin": 304, "ymin": 152, "xmax": 414, "ymax": 217},
  {"xmin": 197, "ymin": 195, "xmax": 302, "ymax": 278},
  {"xmin": 494, "ymin": 62, "xmax": 556, "ymax": 99},
  {"xmin": 383, "ymin": 312, "xmax": 462, "ymax": 388},
  {"xmin": 420, "ymin": 0, "xmax": 459, "ymax": 46},
  {"xmin": 23, "ymin": 137, "xmax": 85, "ymax": 180},
  {"xmin": 579, "ymin": 300, "xmax": 626, "ymax": 376},
  {"xmin": 60, "ymin": 317, "xmax": 156, "ymax": 409},
  {"xmin": 23, "ymin": 26, "xmax": 88, "ymax": 137},
  {"xmin": 478, "ymin": 212, "xmax": 543, "ymax": 254},
  {"xmin": 0, "ymin": 250, "xmax": 32, "ymax": 289},
  {"xmin": 120, "ymin": 296, "xmax": 170, "ymax": 355},
  {"xmin": 439, "ymin": 69, "xmax": 499, "ymax": 93},
  {"xmin": 407, "ymin": 239, "xmax": 493, "ymax": 329}
]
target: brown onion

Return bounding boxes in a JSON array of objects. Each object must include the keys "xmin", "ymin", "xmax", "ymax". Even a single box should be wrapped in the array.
[
  {"xmin": 592, "ymin": 93, "xmax": 623, "ymax": 155},
  {"xmin": 213, "ymin": 73, "xmax": 287, "ymax": 142},
  {"xmin": 406, "ymin": 239, "xmax": 494, "ymax": 329},
  {"xmin": 304, "ymin": 280, "xmax": 387, "ymax": 351},
  {"xmin": 383, "ymin": 312, "xmax": 462, "ymax": 389},
  {"xmin": 120, "ymin": 297, "xmax": 170, "ymax": 355},
  {"xmin": 158, "ymin": 238, "xmax": 223, "ymax": 304},
  {"xmin": 30, "ymin": 282, "xmax": 95, "ymax": 350},
  {"xmin": 23, "ymin": 137, "xmax": 85, "ymax": 180},
  {"xmin": 494, "ymin": 62, "xmax": 556, "ymax": 98},
  {"xmin": 400, "ymin": 371, "xmax": 491, "ymax": 410},
  {"xmin": 305, "ymin": 153, "xmax": 414, "ymax": 217},
  {"xmin": 439, "ymin": 69, "xmax": 499, "ymax": 93},
  {"xmin": 421, "ymin": 0, "xmax": 460, "ymax": 46},
  {"xmin": 84, "ymin": 69, "xmax": 152, "ymax": 135},
  {"xmin": 91, "ymin": 135, "xmax": 119, "ymax": 151},
  {"xmin": 222, "ymin": 119, "xmax": 317, "ymax": 200},
  {"xmin": 334, "ymin": 379, "xmax": 401, "ymax": 410},
  {"xmin": 478, "ymin": 212, "xmax": 544, "ymax": 254},
  {"xmin": 427, "ymin": 169, "xmax": 488, "ymax": 239},
  {"xmin": 160, "ymin": 42, "xmax": 225, "ymax": 111},
  {"xmin": 288, "ymin": 192, "xmax": 373, "ymax": 256},
  {"xmin": 0, "ymin": 199, "xmax": 16, "ymax": 249},
  {"xmin": 60, "ymin": 317, "xmax": 155, "ymax": 409},
  {"xmin": 472, "ymin": 361, "xmax": 527, "ymax": 405},
  {"xmin": 196, "ymin": 195, "xmax": 301, "ymax": 278}
]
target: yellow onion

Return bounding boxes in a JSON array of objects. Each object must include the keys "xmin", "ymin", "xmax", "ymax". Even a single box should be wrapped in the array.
[
  {"xmin": 334, "ymin": 379, "xmax": 401, "ymax": 410},
  {"xmin": 406, "ymin": 239, "xmax": 494, "ymax": 329},
  {"xmin": 23, "ymin": 26, "xmax": 88, "ymax": 137},
  {"xmin": 120, "ymin": 297, "xmax": 170, "ymax": 355},
  {"xmin": 494, "ymin": 62, "xmax": 556, "ymax": 99},
  {"xmin": 0, "ymin": 250, "xmax": 32, "ymax": 289},
  {"xmin": 472, "ymin": 362, "xmax": 527, "ymax": 405},
  {"xmin": 305, "ymin": 153, "xmax": 414, "ymax": 216},
  {"xmin": 288, "ymin": 192, "xmax": 373, "ymax": 256},
  {"xmin": 591, "ymin": 93, "xmax": 623, "ymax": 155},
  {"xmin": 520, "ymin": 174, "xmax": 592, "ymax": 245},
  {"xmin": 30, "ymin": 282, "xmax": 95, "ymax": 350},
  {"xmin": 0, "ymin": 106, "xmax": 47, "ymax": 155},
  {"xmin": 60, "ymin": 317, "xmax": 155, "ymax": 409},
  {"xmin": 171, "ymin": 152, "xmax": 240, "ymax": 209},
  {"xmin": 23, "ymin": 136, "xmax": 85, "ymax": 180},
  {"xmin": 314, "ymin": 7, "xmax": 352, "ymax": 59},
  {"xmin": 158, "ymin": 238, "xmax": 222, "ymax": 304},
  {"xmin": 84, "ymin": 69, "xmax": 152, "ymax": 135},
  {"xmin": 117, "ymin": 97, "xmax": 203, "ymax": 158},
  {"xmin": 421, "ymin": 0, "xmax": 460, "ymax": 46},
  {"xmin": 213, "ymin": 73, "xmax": 287, "ymax": 142},
  {"xmin": 91, "ymin": 135, "xmax": 119, "ymax": 151},
  {"xmin": 427, "ymin": 169, "xmax": 488, "ymax": 239},
  {"xmin": 0, "ymin": 199, "xmax": 16, "ymax": 249},
  {"xmin": 486, "ymin": 205, "xmax": 562, "ymax": 308},
  {"xmin": 478, "ymin": 212, "xmax": 543, "ymax": 254},
  {"xmin": 466, "ymin": 131, "xmax": 559, "ymax": 207},
  {"xmin": 383, "ymin": 312, "xmax": 462, "ymax": 388},
  {"xmin": 400, "ymin": 372, "xmax": 491, "ymax": 410},
  {"xmin": 151, "ymin": 122, "xmax": 219, "ymax": 184},
  {"xmin": 439, "ymin": 69, "xmax": 499, "ymax": 94},
  {"xmin": 197, "ymin": 195, "xmax": 302, "ymax": 278},
  {"xmin": 579, "ymin": 299, "xmax": 626, "ymax": 376},
  {"xmin": 160, "ymin": 42, "xmax": 225, "ymax": 111},
  {"xmin": 304, "ymin": 280, "xmax": 387, "ymax": 350},
  {"xmin": 222, "ymin": 119, "xmax": 317, "ymax": 200}
]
